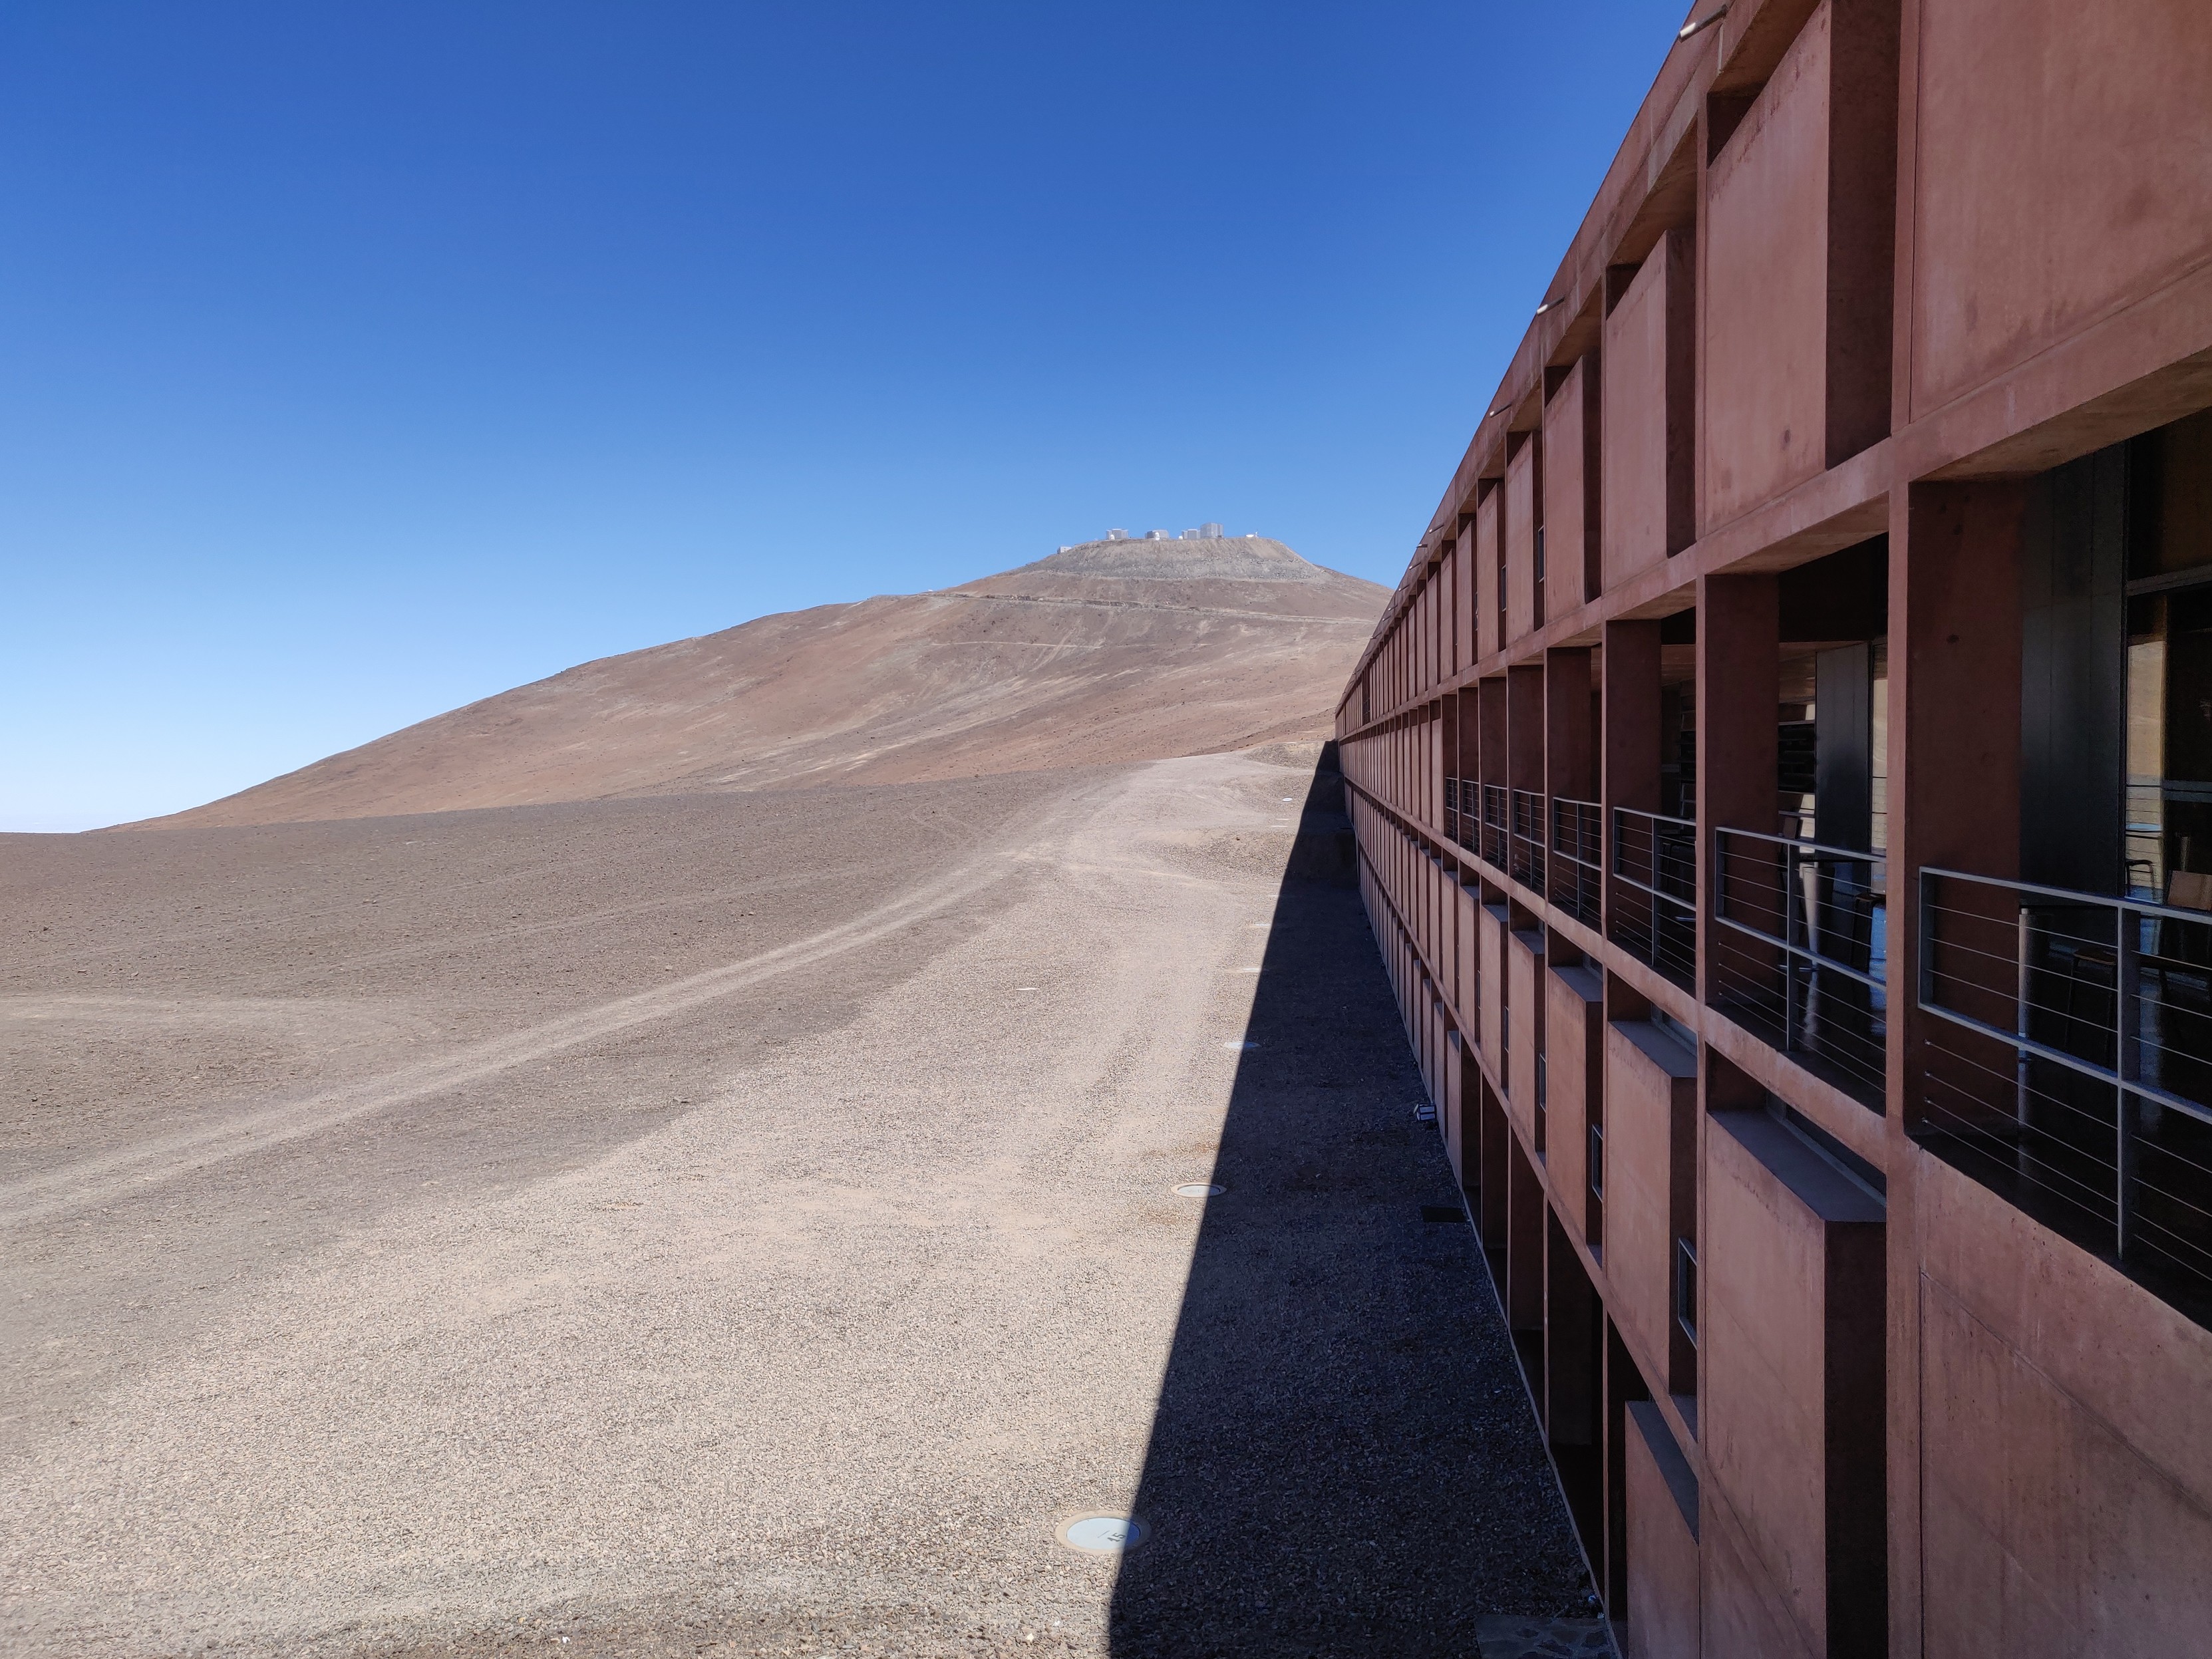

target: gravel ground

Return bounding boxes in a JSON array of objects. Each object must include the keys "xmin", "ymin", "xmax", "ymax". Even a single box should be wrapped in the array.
[{"xmin": 0, "ymin": 753, "xmax": 1587, "ymax": 1658}]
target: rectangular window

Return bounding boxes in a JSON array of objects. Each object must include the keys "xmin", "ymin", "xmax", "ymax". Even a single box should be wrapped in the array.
[
  {"xmin": 1535, "ymin": 1048, "xmax": 1547, "ymax": 1157},
  {"xmin": 1674, "ymin": 1237, "xmax": 1698, "ymax": 1348}
]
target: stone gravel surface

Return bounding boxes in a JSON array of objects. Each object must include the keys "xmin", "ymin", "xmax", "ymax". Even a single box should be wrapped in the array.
[{"xmin": 1, "ymin": 752, "xmax": 1588, "ymax": 1657}]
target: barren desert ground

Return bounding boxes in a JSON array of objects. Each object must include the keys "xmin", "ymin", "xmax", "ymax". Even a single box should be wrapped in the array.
[{"xmin": 2, "ymin": 749, "xmax": 1583, "ymax": 1657}]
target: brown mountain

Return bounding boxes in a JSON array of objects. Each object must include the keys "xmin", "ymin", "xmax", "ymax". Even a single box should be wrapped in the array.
[{"xmin": 138, "ymin": 535, "xmax": 1386, "ymax": 828}]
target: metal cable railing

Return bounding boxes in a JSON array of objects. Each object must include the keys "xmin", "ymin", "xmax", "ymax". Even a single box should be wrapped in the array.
[
  {"xmin": 1611, "ymin": 808, "xmax": 1697, "ymax": 989},
  {"xmin": 1710, "ymin": 827, "xmax": 1887, "ymax": 1107},
  {"xmin": 1511, "ymin": 788, "xmax": 1547, "ymax": 893},
  {"xmin": 1481, "ymin": 784, "xmax": 1510, "ymax": 871},
  {"xmin": 1549, "ymin": 796, "xmax": 1603, "ymax": 927},
  {"xmin": 1918, "ymin": 867, "xmax": 2212, "ymax": 1324},
  {"xmin": 1444, "ymin": 777, "xmax": 1476, "ymax": 853}
]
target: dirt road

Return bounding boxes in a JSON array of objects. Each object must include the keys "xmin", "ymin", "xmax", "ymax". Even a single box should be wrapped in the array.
[{"xmin": 1, "ymin": 752, "xmax": 1585, "ymax": 1656}]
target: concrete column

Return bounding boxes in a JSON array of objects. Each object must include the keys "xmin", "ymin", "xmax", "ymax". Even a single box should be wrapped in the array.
[
  {"xmin": 1547, "ymin": 1209, "xmax": 1603, "ymax": 1549},
  {"xmin": 1478, "ymin": 484, "xmax": 1504, "ymax": 663},
  {"xmin": 1507, "ymin": 1131, "xmax": 1547, "ymax": 1401},
  {"xmin": 1603, "ymin": 621, "xmax": 1664, "ymax": 814},
  {"xmin": 1604, "ymin": 621, "xmax": 1664, "ymax": 942},
  {"xmin": 1546, "ymin": 647, "xmax": 1595, "ymax": 803},
  {"xmin": 1548, "ymin": 645, "xmax": 1597, "ymax": 919},
  {"xmin": 1696, "ymin": 573, "xmax": 1781, "ymax": 1012},
  {"xmin": 1508, "ymin": 665, "xmax": 1546, "ymax": 796},
  {"xmin": 1454, "ymin": 520, "xmax": 1477, "ymax": 679},
  {"xmin": 1480, "ymin": 676, "xmax": 1509, "ymax": 873},
  {"xmin": 1509, "ymin": 663, "xmax": 1547, "ymax": 902},
  {"xmin": 1883, "ymin": 478, "xmax": 2026, "ymax": 1659}
]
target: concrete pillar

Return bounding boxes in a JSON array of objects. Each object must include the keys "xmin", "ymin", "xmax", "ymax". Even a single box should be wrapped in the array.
[
  {"xmin": 1508, "ymin": 1130, "xmax": 1547, "ymax": 1410},
  {"xmin": 1604, "ymin": 620, "xmax": 1664, "ymax": 943},
  {"xmin": 1454, "ymin": 520, "xmax": 1477, "ymax": 679},
  {"xmin": 1696, "ymin": 573, "xmax": 1781, "ymax": 1012},
  {"xmin": 1547, "ymin": 1207, "xmax": 1603, "ymax": 1549},
  {"xmin": 1481, "ymin": 676, "xmax": 1510, "ymax": 871},
  {"xmin": 1478, "ymin": 483, "xmax": 1504, "ymax": 662},
  {"xmin": 1883, "ymin": 478, "xmax": 2026, "ymax": 1659},
  {"xmin": 1547, "ymin": 647, "xmax": 1595, "ymax": 803},
  {"xmin": 1479, "ymin": 1076, "xmax": 1510, "ymax": 1257},
  {"xmin": 1509, "ymin": 664, "xmax": 1546, "ymax": 798}
]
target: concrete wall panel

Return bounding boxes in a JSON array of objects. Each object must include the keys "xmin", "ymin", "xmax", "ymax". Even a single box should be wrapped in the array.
[
  {"xmin": 1603, "ymin": 229, "xmax": 1695, "ymax": 589},
  {"xmin": 1700, "ymin": 3, "xmax": 1831, "ymax": 530},
  {"xmin": 1544, "ymin": 356, "xmax": 1601, "ymax": 613},
  {"xmin": 1700, "ymin": 1488, "xmax": 1816, "ymax": 1659},
  {"xmin": 1507, "ymin": 435, "xmax": 1542, "ymax": 640},
  {"xmin": 1705, "ymin": 1117, "xmax": 1830, "ymax": 1654},
  {"xmin": 1917, "ymin": 1147, "xmax": 2212, "ymax": 1495},
  {"xmin": 1446, "ymin": 1028, "xmax": 1466, "ymax": 1183},
  {"xmin": 1455, "ymin": 881, "xmax": 1480, "ymax": 1039},
  {"xmin": 1705, "ymin": 1110, "xmax": 1885, "ymax": 1658},
  {"xmin": 1907, "ymin": 0, "xmax": 2212, "ymax": 416},
  {"xmin": 1481, "ymin": 903, "xmax": 1507, "ymax": 1071},
  {"xmin": 1920, "ymin": 1273, "xmax": 2212, "ymax": 1658},
  {"xmin": 1454, "ymin": 528, "xmax": 1476, "ymax": 674},
  {"xmin": 1547, "ymin": 964, "xmax": 1605, "ymax": 1243},
  {"xmin": 1604, "ymin": 1020, "xmax": 1696, "ymax": 1380},
  {"xmin": 1911, "ymin": 1150, "xmax": 2212, "ymax": 1628},
  {"xmin": 1625, "ymin": 1401, "xmax": 1701, "ymax": 1659},
  {"xmin": 1478, "ymin": 487, "xmax": 1503, "ymax": 661},
  {"xmin": 1507, "ymin": 929, "xmax": 1541, "ymax": 1143}
]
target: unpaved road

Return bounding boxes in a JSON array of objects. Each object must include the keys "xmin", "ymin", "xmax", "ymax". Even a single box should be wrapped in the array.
[{"xmin": 1, "ymin": 752, "xmax": 1585, "ymax": 1658}]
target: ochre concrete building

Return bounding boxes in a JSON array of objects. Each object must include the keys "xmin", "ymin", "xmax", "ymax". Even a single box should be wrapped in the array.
[{"xmin": 1335, "ymin": 3, "xmax": 2212, "ymax": 1654}]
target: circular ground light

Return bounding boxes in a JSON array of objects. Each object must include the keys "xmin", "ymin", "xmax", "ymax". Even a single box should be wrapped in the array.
[
  {"xmin": 1056, "ymin": 1514, "xmax": 1149, "ymax": 1554},
  {"xmin": 1172, "ymin": 1183, "xmax": 1225, "ymax": 1198}
]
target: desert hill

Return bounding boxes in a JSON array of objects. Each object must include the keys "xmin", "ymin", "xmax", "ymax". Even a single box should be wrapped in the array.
[{"xmin": 139, "ymin": 535, "xmax": 1386, "ymax": 828}]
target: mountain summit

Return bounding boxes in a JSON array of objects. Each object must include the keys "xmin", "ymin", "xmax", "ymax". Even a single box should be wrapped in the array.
[{"xmin": 138, "ymin": 536, "xmax": 1386, "ymax": 828}]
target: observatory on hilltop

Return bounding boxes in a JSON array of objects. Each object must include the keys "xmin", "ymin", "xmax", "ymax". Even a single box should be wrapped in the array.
[{"xmin": 1059, "ymin": 522, "xmax": 1249, "ymax": 553}]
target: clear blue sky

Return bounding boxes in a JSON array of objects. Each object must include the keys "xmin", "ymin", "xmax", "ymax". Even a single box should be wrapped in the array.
[{"xmin": 3, "ymin": 1, "xmax": 1686, "ymax": 831}]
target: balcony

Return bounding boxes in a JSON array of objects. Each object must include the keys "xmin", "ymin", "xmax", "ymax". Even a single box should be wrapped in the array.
[
  {"xmin": 1918, "ymin": 867, "xmax": 2212, "ymax": 1325},
  {"xmin": 1549, "ymin": 796, "xmax": 1602, "ymax": 929},
  {"xmin": 1481, "ymin": 784, "xmax": 1510, "ymax": 871},
  {"xmin": 1710, "ymin": 827, "xmax": 1887, "ymax": 1108},
  {"xmin": 1611, "ymin": 807, "xmax": 1696, "ymax": 989},
  {"xmin": 1511, "ymin": 788, "xmax": 1547, "ymax": 893},
  {"xmin": 1444, "ymin": 777, "xmax": 1476, "ymax": 854}
]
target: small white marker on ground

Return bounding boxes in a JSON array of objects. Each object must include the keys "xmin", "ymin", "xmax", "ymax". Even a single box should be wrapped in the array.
[
  {"xmin": 1172, "ymin": 1183, "xmax": 1225, "ymax": 1198},
  {"xmin": 1223, "ymin": 1040, "xmax": 1259, "ymax": 1051},
  {"xmin": 1056, "ymin": 1515, "xmax": 1149, "ymax": 1554}
]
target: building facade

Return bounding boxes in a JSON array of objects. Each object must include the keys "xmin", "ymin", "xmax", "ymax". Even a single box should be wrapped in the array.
[{"xmin": 1334, "ymin": 3, "xmax": 2212, "ymax": 1654}]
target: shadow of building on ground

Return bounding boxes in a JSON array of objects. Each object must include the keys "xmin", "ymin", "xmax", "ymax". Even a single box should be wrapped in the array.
[{"xmin": 1108, "ymin": 749, "xmax": 1594, "ymax": 1657}]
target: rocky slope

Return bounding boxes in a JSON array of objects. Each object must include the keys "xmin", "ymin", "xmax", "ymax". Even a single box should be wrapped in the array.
[{"xmin": 140, "ymin": 536, "xmax": 1384, "ymax": 826}]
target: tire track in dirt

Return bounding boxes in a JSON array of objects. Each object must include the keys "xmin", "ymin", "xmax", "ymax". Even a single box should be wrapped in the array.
[{"xmin": 0, "ymin": 783, "xmax": 1104, "ymax": 1229}]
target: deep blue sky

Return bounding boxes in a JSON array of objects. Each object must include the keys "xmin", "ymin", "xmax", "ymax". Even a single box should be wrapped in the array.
[{"xmin": 3, "ymin": 1, "xmax": 1686, "ymax": 830}]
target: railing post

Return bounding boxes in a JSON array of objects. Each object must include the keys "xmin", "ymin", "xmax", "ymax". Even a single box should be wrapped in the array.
[
  {"xmin": 1784, "ymin": 839, "xmax": 1803, "ymax": 1061},
  {"xmin": 1917, "ymin": 870, "xmax": 1929, "ymax": 1009},
  {"xmin": 2015, "ymin": 905, "xmax": 2032, "ymax": 1177},
  {"xmin": 2116, "ymin": 901, "xmax": 2140, "ymax": 1263}
]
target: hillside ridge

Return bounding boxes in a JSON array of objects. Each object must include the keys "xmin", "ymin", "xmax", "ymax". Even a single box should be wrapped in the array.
[{"xmin": 132, "ymin": 535, "xmax": 1384, "ymax": 829}]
